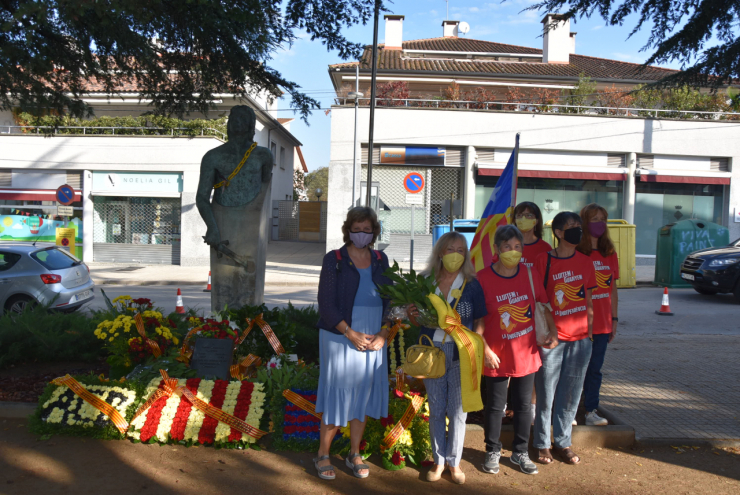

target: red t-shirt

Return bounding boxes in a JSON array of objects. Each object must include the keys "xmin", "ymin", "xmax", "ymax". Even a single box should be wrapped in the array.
[
  {"xmin": 589, "ymin": 251, "xmax": 619, "ymax": 335},
  {"xmin": 491, "ymin": 238, "xmax": 551, "ymax": 267},
  {"xmin": 479, "ymin": 264, "xmax": 548, "ymax": 378},
  {"xmin": 534, "ymin": 251, "xmax": 597, "ymax": 342},
  {"xmin": 522, "ymin": 239, "xmax": 552, "ymax": 267}
]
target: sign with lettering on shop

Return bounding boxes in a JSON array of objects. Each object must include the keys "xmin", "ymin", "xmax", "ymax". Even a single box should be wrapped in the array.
[{"xmin": 91, "ymin": 172, "xmax": 183, "ymax": 194}]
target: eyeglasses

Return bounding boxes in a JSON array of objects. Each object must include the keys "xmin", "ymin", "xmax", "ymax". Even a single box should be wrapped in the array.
[{"xmin": 515, "ymin": 213, "xmax": 536, "ymax": 220}]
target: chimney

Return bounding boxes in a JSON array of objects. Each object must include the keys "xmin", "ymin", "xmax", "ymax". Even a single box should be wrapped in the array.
[
  {"xmin": 384, "ymin": 15, "xmax": 404, "ymax": 49},
  {"xmin": 442, "ymin": 20, "xmax": 459, "ymax": 38},
  {"xmin": 570, "ymin": 32, "xmax": 576, "ymax": 54},
  {"xmin": 541, "ymin": 14, "xmax": 571, "ymax": 64}
]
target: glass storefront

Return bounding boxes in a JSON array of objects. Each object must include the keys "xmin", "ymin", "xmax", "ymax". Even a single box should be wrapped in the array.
[
  {"xmin": 0, "ymin": 200, "xmax": 83, "ymax": 258},
  {"xmin": 634, "ymin": 182, "xmax": 724, "ymax": 255},
  {"xmin": 475, "ymin": 177, "xmax": 624, "ymax": 223}
]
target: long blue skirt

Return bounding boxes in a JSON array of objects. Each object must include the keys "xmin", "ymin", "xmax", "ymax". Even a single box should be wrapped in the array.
[{"xmin": 316, "ymin": 306, "xmax": 389, "ymax": 427}]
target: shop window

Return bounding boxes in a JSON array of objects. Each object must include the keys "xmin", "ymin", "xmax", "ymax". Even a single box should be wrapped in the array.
[
  {"xmin": 474, "ymin": 177, "xmax": 623, "ymax": 224},
  {"xmin": 92, "ymin": 196, "xmax": 181, "ymax": 245},
  {"xmin": 634, "ymin": 182, "xmax": 724, "ymax": 255}
]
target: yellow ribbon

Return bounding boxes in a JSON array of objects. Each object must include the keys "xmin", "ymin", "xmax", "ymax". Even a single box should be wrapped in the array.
[
  {"xmin": 282, "ymin": 389, "xmax": 322, "ymax": 420},
  {"xmin": 51, "ymin": 375, "xmax": 129, "ymax": 434},
  {"xmin": 443, "ymin": 310, "xmax": 485, "ymax": 413},
  {"xmin": 135, "ymin": 313, "xmax": 162, "ymax": 358},
  {"xmin": 381, "ymin": 395, "xmax": 425, "ymax": 452},
  {"xmin": 239, "ymin": 314, "xmax": 285, "ymax": 355},
  {"xmin": 213, "ymin": 142, "xmax": 258, "ymax": 189},
  {"xmin": 230, "ymin": 354, "xmax": 262, "ymax": 380}
]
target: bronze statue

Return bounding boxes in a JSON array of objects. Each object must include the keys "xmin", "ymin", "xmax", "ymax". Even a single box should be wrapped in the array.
[{"xmin": 196, "ymin": 105, "xmax": 272, "ymax": 310}]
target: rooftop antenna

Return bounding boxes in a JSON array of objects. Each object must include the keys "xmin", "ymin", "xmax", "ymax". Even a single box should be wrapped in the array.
[{"xmin": 446, "ymin": 0, "xmax": 448, "ymax": 19}]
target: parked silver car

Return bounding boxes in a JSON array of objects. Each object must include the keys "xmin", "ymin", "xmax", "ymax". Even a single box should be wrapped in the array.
[{"xmin": 0, "ymin": 242, "xmax": 95, "ymax": 314}]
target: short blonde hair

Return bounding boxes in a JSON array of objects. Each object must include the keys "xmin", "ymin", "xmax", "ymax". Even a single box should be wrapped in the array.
[
  {"xmin": 421, "ymin": 232, "xmax": 477, "ymax": 282},
  {"xmin": 341, "ymin": 207, "xmax": 381, "ymax": 246}
]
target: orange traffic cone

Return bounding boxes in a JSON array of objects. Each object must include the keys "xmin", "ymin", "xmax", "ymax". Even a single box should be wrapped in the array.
[
  {"xmin": 175, "ymin": 288, "xmax": 186, "ymax": 314},
  {"xmin": 655, "ymin": 287, "xmax": 674, "ymax": 316},
  {"xmin": 203, "ymin": 271, "xmax": 212, "ymax": 293}
]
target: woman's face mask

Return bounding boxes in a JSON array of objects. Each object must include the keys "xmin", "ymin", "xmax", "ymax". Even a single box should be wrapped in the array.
[
  {"xmin": 515, "ymin": 217, "xmax": 537, "ymax": 233},
  {"xmin": 588, "ymin": 221, "xmax": 607, "ymax": 238},
  {"xmin": 499, "ymin": 250, "xmax": 522, "ymax": 268},
  {"xmin": 441, "ymin": 252, "xmax": 465, "ymax": 273},
  {"xmin": 349, "ymin": 231, "xmax": 373, "ymax": 249},
  {"xmin": 561, "ymin": 226, "xmax": 583, "ymax": 246}
]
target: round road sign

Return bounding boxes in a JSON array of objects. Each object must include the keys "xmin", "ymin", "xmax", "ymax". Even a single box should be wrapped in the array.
[
  {"xmin": 56, "ymin": 184, "xmax": 75, "ymax": 206},
  {"xmin": 61, "ymin": 237, "xmax": 70, "ymax": 247},
  {"xmin": 404, "ymin": 172, "xmax": 425, "ymax": 194}
]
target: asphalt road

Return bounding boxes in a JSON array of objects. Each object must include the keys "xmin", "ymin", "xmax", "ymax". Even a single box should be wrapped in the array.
[{"xmin": 79, "ymin": 285, "xmax": 740, "ymax": 334}]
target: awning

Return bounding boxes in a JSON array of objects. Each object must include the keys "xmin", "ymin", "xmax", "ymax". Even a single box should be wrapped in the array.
[
  {"xmin": 637, "ymin": 171, "xmax": 731, "ymax": 185},
  {"xmin": 477, "ymin": 166, "xmax": 627, "ymax": 181},
  {"xmin": 91, "ymin": 191, "xmax": 181, "ymax": 198},
  {"xmin": 0, "ymin": 189, "xmax": 82, "ymax": 202}
]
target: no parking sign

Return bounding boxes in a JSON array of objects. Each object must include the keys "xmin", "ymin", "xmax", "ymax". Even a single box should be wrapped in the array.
[{"xmin": 404, "ymin": 172, "xmax": 424, "ymax": 194}]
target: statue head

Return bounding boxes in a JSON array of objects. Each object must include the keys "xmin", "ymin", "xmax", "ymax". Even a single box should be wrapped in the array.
[{"xmin": 227, "ymin": 105, "xmax": 257, "ymax": 142}]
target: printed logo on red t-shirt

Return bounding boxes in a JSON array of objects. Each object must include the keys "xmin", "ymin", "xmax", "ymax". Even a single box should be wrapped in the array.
[
  {"xmin": 593, "ymin": 261, "xmax": 613, "ymax": 300},
  {"xmin": 494, "ymin": 291, "xmax": 534, "ymax": 340},
  {"xmin": 551, "ymin": 270, "xmax": 586, "ymax": 312}
]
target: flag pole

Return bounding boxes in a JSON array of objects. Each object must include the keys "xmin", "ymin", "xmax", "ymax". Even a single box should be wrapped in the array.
[{"xmin": 510, "ymin": 133, "xmax": 520, "ymax": 218}]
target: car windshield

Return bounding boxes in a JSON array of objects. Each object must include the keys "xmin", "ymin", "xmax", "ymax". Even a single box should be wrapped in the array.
[{"xmin": 31, "ymin": 247, "xmax": 80, "ymax": 270}]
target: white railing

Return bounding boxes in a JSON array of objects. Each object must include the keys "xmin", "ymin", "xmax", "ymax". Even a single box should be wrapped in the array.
[
  {"xmin": 0, "ymin": 125, "xmax": 226, "ymax": 140},
  {"xmin": 333, "ymin": 97, "xmax": 740, "ymax": 120}
]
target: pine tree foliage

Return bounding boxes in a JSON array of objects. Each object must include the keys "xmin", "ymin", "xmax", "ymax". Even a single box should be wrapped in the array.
[
  {"xmin": 531, "ymin": 0, "xmax": 739, "ymax": 87},
  {"xmin": 1, "ymin": 0, "xmax": 386, "ymax": 119}
]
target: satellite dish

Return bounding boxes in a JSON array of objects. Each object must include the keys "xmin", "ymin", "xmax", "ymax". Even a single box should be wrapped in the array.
[{"xmin": 458, "ymin": 22, "xmax": 470, "ymax": 35}]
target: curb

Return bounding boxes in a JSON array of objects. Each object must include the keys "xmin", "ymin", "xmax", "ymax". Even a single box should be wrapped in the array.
[
  {"xmin": 465, "ymin": 423, "xmax": 635, "ymax": 449},
  {"xmin": 634, "ymin": 437, "xmax": 740, "ymax": 448},
  {"xmin": 0, "ymin": 401, "xmax": 36, "ymax": 419}
]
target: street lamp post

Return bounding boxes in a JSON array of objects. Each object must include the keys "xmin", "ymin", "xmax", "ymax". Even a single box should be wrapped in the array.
[
  {"xmin": 348, "ymin": 78, "xmax": 363, "ymax": 208},
  {"xmin": 315, "ymin": 188, "xmax": 323, "ymax": 201},
  {"xmin": 365, "ymin": 0, "xmax": 380, "ymax": 208}
]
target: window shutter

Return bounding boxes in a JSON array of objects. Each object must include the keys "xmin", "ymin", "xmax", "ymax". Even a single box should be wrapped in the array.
[
  {"xmin": 607, "ymin": 153, "xmax": 625, "ymax": 167},
  {"xmin": 361, "ymin": 145, "xmax": 380, "ymax": 164},
  {"xmin": 444, "ymin": 148, "xmax": 465, "ymax": 167},
  {"xmin": 476, "ymin": 148, "xmax": 495, "ymax": 162},
  {"xmin": 66, "ymin": 171, "xmax": 82, "ymax": 189},
  {"xmin": 709, "ymin": 157, "xmax": 729, "ymax": 172},
  {"xmin": 637, "ymin": 154, "xmax": 654, "ymax": 169},
  {"xmin": 0, "ymin": 170, "xmax": 11, "ymax": 187}
]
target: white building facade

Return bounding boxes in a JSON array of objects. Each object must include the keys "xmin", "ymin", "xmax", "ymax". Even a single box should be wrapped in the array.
[{"xmin": 326, "ymin": 15, "xmax": 739, "ymax": 263}]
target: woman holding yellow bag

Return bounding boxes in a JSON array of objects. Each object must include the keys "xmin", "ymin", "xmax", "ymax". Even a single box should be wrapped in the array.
[{"xmin": 408, "ymin": 232, "xmax": 488, "ymax": 484}]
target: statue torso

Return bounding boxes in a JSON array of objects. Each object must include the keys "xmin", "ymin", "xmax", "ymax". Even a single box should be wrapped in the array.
[{"xmin": 204, "ymin": 142, "xmax": 271, "ymax": 207}]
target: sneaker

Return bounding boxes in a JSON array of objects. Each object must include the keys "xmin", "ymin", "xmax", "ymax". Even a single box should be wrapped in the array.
[
  {"xmin": 585, "ymin": 409, "xmax": 608, "ymax": 426},
  {"xmin": 510, "ymin": 452, "xmax": 539, "ymax": 475},
  {"xmin": 482, "ymin": 451, "xmax": 501, "ymax": 474},
  {"xmin": 572, "ymin": 419, "xmax": 578, "ymax": 426}
]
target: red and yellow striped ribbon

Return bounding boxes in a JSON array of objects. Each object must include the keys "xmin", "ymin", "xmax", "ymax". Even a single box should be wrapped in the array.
[
  {"xmin": 130, "ymin": 370, "xmax": 268, "ymax": 439},
  {"xmin": 395, "ymin": 367, "xmax": 405, "ymax": 392},
  {"xmin": 177, "ymin": 326, "xmax": 202, "ymax": 363},
  {"xmin": 135, "ymin": 313, "xmax": 162, "ymax": 358},
  {"xmin": 386, "ymin": 321, "xmax": 402, "ymax": 343},
  {"xmin": 230, "ymin": 354, "xmax": 262, "ymax": 380},
  {"xmin": 241, "ymin": 314, "xmax": 285, "ymax": 355},
  {"xmin": 381, "ymin": 395, "xmax": 425, "ymax": 452},
  {"xmin": 444, "ymin": 312, "xmax": 480, "ymax": 391},
  {"xmin": 282, "ymin": 389, "xmax": 322, "ymax": 419},
  {"xmin": 51, "ymin": 375, "xmax": 129, "ymax": 435}
]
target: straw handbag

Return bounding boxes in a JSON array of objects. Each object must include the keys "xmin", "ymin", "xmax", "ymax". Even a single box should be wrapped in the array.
[{"xmin": 403, "ymin": 334, "xmax": 447, "ymax": 379}]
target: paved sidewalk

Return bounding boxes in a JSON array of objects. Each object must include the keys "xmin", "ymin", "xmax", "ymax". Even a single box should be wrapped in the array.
[{"xmin": 89, "ymin": 241, "xmax": 324, "ymax": 286}]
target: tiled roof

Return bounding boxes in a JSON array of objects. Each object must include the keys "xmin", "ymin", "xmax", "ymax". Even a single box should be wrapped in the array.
[
  {"xmin": 330, "ymin": 37, "xmax": 677, "ymax": 82},
  {"xmin": 277, "ymin": 118, "xmax": 294, "ymax": 124}
]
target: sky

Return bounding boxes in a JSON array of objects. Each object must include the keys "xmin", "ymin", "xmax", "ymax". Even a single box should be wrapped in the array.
[{"xmin": 269, "ymin": 0, "xmax": 685, "ymax": 172}]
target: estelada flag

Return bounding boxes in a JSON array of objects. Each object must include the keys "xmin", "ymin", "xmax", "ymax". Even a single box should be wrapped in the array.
[{"xmin": 469, "ymin": 135, "xmax": 519, "ymax": 272}]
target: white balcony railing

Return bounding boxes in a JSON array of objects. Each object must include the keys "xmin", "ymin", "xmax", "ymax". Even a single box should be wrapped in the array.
[
  {"xmin": 0, "ymin": 125, "xmax": 226, "ymax": 140},
  {"xmin": 333, "ymin": 97, "xmax": 740, "ymax": 120}
]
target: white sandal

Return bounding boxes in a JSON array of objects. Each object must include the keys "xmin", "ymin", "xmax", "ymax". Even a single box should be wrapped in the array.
[
  {"xmin": 313, "ymin": 455, "xmax": 336, "ymax": 480},
  {"xmin": 345, "ymin": 453, "xmax": 370, "ymax": 479}
]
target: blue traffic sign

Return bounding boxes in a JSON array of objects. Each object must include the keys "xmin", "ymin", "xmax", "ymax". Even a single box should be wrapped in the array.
[
  {"xmin": 404, "ymin": 172, "xmax": 425, "ymax": 194},
  {"xmin": 56, "ymin": 184, "xmax": 75, "ymax": 206}
]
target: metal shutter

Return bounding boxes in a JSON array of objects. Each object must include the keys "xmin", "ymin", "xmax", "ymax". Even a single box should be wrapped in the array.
[
  {"xmin": 607, "ymin": 153, "xmax": 626, "ymax": 167},
  {"xmin": 66, "ymin": 171, "xmax": 82, "ymax": 189},
  {"xmin": 361, "ymin": 145, "xmax": 380, "ymax": 164},
  {"xmin": 445, "ymin": 148, "xmax": 465, "ymax": 167},
  {"xmin": 0, "ymin": 170, "xmax": 11, "ymax": 187},
  {"xmin": 93, "ymin": 244, "xmax": 181, "ymax": 264},
  {"xmin": 476, "ymin": 148, "xmax": 495, "ymax": 162},
  {"xmin": 637, "ymin": 154, "xmax": 654, "ymax": 169},
  {"xmin": 710, "ymin": 157, "xmax": 729, "ymax": 172}
]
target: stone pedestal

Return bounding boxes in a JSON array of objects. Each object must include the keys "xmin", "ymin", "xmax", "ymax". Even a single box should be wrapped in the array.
[{"xmin": 209, "ymin": 181, "xmax": 270, "ymax": 311}]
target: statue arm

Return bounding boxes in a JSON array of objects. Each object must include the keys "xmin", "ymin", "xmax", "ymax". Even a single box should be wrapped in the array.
[
  {"xmin": 196, "ymin": 158, "xmax": 220, "ymax": 246},
  {"xmin": 260, "ymin": 149, "xmax": 272, "ymax": 183}
]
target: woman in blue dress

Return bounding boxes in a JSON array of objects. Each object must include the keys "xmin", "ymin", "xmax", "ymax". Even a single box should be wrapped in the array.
[{"xmin": 314, "ymin": 207, "xmax": 391, "ymax": 480}]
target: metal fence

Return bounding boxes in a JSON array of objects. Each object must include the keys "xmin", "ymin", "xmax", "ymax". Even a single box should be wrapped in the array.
[{"xmin": 274, "ymin": 200, "xmax": 327, "ymax": 242}]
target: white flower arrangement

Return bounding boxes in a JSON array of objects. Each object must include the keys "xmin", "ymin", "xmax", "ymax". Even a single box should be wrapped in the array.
[{"xmin": 40, "ymin": 384, "xmax": 136, "ymax": 429}]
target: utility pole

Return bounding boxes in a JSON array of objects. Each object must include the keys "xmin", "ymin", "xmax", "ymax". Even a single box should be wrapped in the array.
[{"xmin": 365, "ymin": 0, "xmax": 381, "ymax": 208}]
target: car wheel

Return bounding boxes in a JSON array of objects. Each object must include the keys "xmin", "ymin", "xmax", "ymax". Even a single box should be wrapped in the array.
[
  {"xmin": 693, "ymin": 286, "xmax": 718, "ymax": 295},
  {"xmin": 5, "ymin": 295, "xmax": 36, "ymax": 315}
]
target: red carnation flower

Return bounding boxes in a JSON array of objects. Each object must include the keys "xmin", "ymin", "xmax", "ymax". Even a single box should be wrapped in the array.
[
  {"xmin": 394, "ymin": 389, "xmax": 404, "ymax": 398},
  {"xmin": 391, "ymin": 451, "xmax": 403, "ymax": 466},
  {"xmin": 360, "ymin": 440, "xmax": 367, "ymax": 451},
  {"xmin": 380, "ymin": 415, "xmax": 394, "ymax": 427}
]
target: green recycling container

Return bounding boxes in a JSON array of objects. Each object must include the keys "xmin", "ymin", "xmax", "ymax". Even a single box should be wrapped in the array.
[{"xmin": 653, "ymin": 219, "xmax": 730, "ymax": 288}]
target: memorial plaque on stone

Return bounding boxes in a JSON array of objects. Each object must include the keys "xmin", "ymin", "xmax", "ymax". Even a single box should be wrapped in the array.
[{"xmin": 190, "ymin": 338, "xmax": 234, "ymax": 380}]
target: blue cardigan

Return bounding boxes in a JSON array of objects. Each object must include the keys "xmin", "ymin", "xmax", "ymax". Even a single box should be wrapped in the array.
[{"xmin": 316, "ymin": 245, "xmax": 392, "ymax": 335}]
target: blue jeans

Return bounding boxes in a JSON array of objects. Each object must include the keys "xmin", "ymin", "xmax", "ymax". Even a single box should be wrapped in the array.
[
  {"xmin": 533, "ymin": 338, "xmax": 592, "ymax": 450},
  {"xmin": 423, "ymin": 341, "xmax": 466, "ymax": 467},
  {"xmin": 584, "ymin": 333, "xmax": 610, "ymax": 411}
]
